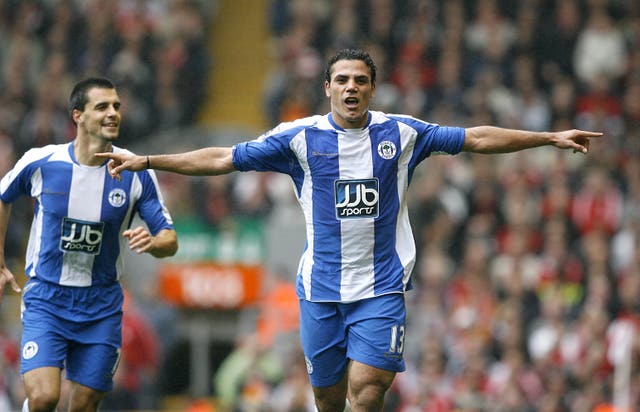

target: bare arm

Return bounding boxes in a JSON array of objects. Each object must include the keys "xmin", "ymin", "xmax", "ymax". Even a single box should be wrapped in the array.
[
  {"xmin": 123, "ymin": 227, "xmax": 178, "ymax": 258},
  {"xmin": 0, "ymin": 200, "xmax": 22, "ymax": 305},
  {"xmin": 95, "ymin": 147, "xmax": 236, "ymax": 179},
  {"xmin": 462, "ymin": 126, "xmax": 603, "ymax": 154}
]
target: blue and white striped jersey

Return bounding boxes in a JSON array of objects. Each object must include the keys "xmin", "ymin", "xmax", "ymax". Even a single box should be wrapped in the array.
[
  {"xmin": 0, "ymin": 142, "xmax": 174, "ymax": 288},
  {"xmin": 233, "ymin": 111, "xmax": 465, "ymax": 302}
]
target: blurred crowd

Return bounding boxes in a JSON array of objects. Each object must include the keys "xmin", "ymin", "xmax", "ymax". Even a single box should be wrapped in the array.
[{"xmin": 2, "ymin": 0, "xmax": 640, "ymax": 411}]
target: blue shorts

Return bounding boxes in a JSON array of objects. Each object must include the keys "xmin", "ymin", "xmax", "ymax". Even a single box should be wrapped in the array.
[
  {"xmin": 21, "ymin": 283, "xmax": 122, "ymax": 392},
  {"xmin": 300, "ymin": 293, "xmax": 406, "ymax": 387}
]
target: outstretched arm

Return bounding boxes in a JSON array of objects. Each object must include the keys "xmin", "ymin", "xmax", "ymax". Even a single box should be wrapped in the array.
[
  {"xmin": 0, "ymin": 200, "xmax": 22, "ymax": 305},
  {"xmin": 95, "ymin": 147, "xmax": 236, "ymax": 179},
  {"xmin": 462, "ymin": 126, "xmax": 603, "ymax": 154}
]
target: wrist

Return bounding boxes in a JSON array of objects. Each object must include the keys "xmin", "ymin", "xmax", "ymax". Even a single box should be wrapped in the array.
[
  {"xmin": 546, "ymin": 132, "xmax": 559, "ymax": 146},
  {"xmin": 146, "ymin": 156, "xmax": 150, "ymax": 169}
]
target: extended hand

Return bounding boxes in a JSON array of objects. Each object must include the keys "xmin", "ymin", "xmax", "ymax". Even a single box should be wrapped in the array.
[
  {"xmin": 554, "ymin": 129, "xmax": 604, "ymax": 154},
  {"xmin": 0, "ymin": 262, "xmax": 21, "ymax": 305},
  {"xmin": 123, "ymin": 226, "xmax": 154, "ymax": 254},
  {"xmin": 95, "ymin": 152, "xmax": 146, "ymax": 180}
]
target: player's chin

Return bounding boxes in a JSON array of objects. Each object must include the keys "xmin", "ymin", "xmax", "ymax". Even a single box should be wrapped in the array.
[
  {"xmin": 102, "ymin": 132, "xmax": 119, "ymax": 141},
  {"xmin": 347, "ymin": 111, "xmax": 368, "ymax": 124}
]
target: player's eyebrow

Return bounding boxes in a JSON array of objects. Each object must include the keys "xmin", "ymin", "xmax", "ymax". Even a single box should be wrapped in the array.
[
  {"xmin": 333, "ymin": 74, "xmax": 370, "ymax": 83},
  {"xmin": 93, "ymin": 100, "xmax": 121, "ymax": 110}
]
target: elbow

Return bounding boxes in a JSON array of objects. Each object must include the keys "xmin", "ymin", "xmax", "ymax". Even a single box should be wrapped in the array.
[
  {"xmin": 164, "ymin": 236, "xmax": 179, "ymax": 257},
  {"xmin": 152, "ymin": 230, "xmax": 179, "ymax": 258},
  {"xmin": 463, "ymin": 126, "xmax": 501, "ymax": 154},
  {"xmin": 462, "ymin": 137, "xmax": 485, "ymax": 153},
  {"xmin": 462, "ymin": 131, "xmax": 501, "ymax": 154},
  {"xmin": 462, "ymin": 128, "xmax": 480, "ymax": 153},
  {"xmin": 151, "ymin": 242, "xmax": 178, "ymax": 258},
  {"xmin": 168, "ymin": 240, "xmax": 179, "ymax": 257}
]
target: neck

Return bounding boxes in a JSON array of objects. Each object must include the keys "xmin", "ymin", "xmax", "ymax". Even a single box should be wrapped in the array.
[
  {"xmin": 332, "ymin": 111, "xmax": 369, "ymax": 130},
  {"xmin": 73, "ymin": 135, "xmax": 112, "ymax": 166}
]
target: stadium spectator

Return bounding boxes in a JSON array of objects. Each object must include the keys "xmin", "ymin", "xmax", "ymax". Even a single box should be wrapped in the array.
[
  {"xmin": 574, "ymin": 2, "xmax": 628, "ymax": 87},
  {"xmin": 571, "ymin": 166, "xmax": 624, "ymax": 237}
]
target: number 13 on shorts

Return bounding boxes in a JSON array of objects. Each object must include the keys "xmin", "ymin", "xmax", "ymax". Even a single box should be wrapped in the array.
[{"xmin": 389, "ymin": 324, "xmax": 405, "ymax": 354}]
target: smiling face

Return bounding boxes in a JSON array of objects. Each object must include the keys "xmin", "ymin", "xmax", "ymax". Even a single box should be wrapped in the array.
[
  {"xmin": 73, "ymin": 87, "xmax": 121, "ymax": 142},
  {"xmin": 325, "ymin": 59, "xmax": 376, "ymax": 129}
]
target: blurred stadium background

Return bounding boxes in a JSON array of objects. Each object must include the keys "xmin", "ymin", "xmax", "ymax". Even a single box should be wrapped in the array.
[{"xmin": 1, "ymin": 0, "xmax": 640, "ymax": 411}]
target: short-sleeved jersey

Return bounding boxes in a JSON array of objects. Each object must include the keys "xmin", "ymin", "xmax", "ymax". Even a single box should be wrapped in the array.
[
  {"xmin": 0, "ymin": 142, "xmax": 174, "ymax": 288},
  {"xmin": 232, "ymin": 111, "xmax": 465, "ymax": 302}
]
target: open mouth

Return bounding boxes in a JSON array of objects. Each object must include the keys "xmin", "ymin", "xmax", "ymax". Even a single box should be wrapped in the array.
[{"xmin": 345, "ymin": 97, "xmax": 359, "ymax": 108}]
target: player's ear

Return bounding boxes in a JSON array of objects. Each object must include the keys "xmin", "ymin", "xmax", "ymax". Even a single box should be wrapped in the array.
[
  {"xmin": 72, "ymin": 109, "xmax": 82, "ymax": 125},
  {"xmin": 324, "ymin": 80, "xmax": 331, "ymax": 98}
]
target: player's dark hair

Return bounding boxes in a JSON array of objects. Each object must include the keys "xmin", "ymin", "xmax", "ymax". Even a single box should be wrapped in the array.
[
  {"xmin": 325, "ymin": 49, "xmax": 377, "ymax": 85},
  {"xmin": 68, "ymin": 77, "xmax": 116, "ymax": 122}
]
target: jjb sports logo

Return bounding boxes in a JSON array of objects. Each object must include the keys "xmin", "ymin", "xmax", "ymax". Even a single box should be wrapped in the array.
[
  {"xmin": 335, "ymin": 178, "xmax": 379, "ymax": 219},
  {"xmin": 60, "ymin": 217, "xmax": 105, "ymax": 255}
]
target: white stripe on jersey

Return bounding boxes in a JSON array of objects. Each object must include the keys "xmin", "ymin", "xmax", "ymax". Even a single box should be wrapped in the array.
[
  {"xmin": 25, "ymin": 168, "xmax": 43, "ymax": 279},
  {"xmin": 395, "ymin": 121, "xmax": 418, "ymax": 288},
  {"xmin": 114, "ymin": 172, "xmax": 142, "ymax": 278},
  {"xmin": 338, "ymin": 129, "xmax": 376, "ymax": 301},
  {"xmin": 290, "ymin": 131, "xmax": 314, "ymax": 300},
  {"xmin": 60, "ymin": 165, "xmax": 106, "ymax": 286}
]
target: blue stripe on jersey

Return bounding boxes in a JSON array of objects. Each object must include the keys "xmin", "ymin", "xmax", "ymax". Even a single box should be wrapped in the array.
[
  {"xmin": 232, "ymin": 117, "xmax": 325, "ymax": 196},
  {"xmin": 97, "ymin": 170, "xmax": 133, "ymax": 281},
  {"xmin": 38, "ymin": 160, "xmax": 74, "ymax": 278},
  {"xmin": 232, "ymin": 125, "xmax": 308, "ymax": 196},
  {"xmin": 0, "ymin": 150, "xmax": 54, "ymax": 203},
  {"xmin": 305, "ymin": 127, "xmax": 341, "ymax": 301},
  {"xmin": 388, "ymin": 115, "xmax": 465, "ymax": 184},
  {"xmin": 369, "ymin": 121, "xmax": 404, "ymax": 295},
  {"xmin": 134, "ymin": 171, "xmax": 174, "ymax": 234}
]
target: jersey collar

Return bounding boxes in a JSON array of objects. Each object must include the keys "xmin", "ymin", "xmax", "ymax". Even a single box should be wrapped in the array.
[{"xmin": 328, "ymin": 112, "xmax": 372, "ymax": 131}]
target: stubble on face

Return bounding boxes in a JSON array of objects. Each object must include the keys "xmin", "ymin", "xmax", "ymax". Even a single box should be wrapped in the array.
[{"xmin": 326, "ymin": 60, "xmax": 375, "ymax": 129}]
